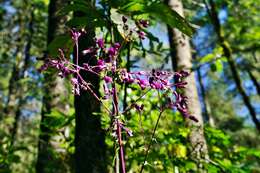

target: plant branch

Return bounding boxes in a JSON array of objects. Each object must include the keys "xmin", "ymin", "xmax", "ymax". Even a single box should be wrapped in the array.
[{"xmin": 139, "ymin": 106, "xmax": 165, "ymax": 173}]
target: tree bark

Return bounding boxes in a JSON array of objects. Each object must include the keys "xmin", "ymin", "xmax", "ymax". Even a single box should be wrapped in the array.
[
  {"xmin": 205, "ymin": 0, "xmax": 260, "ymax": 132},
  {"xmin": 9, "ymin": 9, "xmax": 34, "ymax": 147},
  {"xmin": 168, "ymin": 0, "xmax": 208, "ymax": 172},
  {"xmin": 1, "ymin": 2, "xmax": 34, "ymax": 146},
  {"xmin": 73, "ymin": 26, "xmax": 106, "ymax": 173},
  {"xmin": 166, "ymin": 0, "xmax": 209, "ymax": 171},
  {"xmin": 73, "ymin": 2, "xmax": 106, "ymax": 173},
  {"xmin": 3, "ymin": 17, "xmax": 24, "ymax": 129},
  {"xmin": 36, "ymin": 0, "xmax": 71, "ymax": 172}
]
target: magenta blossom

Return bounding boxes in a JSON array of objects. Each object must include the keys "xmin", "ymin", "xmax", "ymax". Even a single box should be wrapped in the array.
[
  {"xmin": 96, "ymin": 38, "xmax": 104, "ymax": 49},
  {"xmin": 104, "ymin": 76, "xmax": 112, "ymax": 83}
]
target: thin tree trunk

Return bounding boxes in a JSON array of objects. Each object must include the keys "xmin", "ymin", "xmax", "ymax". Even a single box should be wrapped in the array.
[
  {"xmin": 2, "ymin": 3, "xmax": 31, "ymax": 141},
  {"xmin": 4, "ymin": 54, "xmax": 20, "ymax": 117},
  {"xmin": 3, "ymin": 12, "xmax": 24, "ymax": 122},
  {"xmin": 246, "ymin": 69, "xmax": 260, "ymax": 96},
  {"xmin": 197, "ymin": 66, "xmax": 215, "ymax": 127},
  {"xmin": 9, "ymin": 9, "xmax": 34, "ymax": 147},
  {"xmin": 73, "ymin": 3, "xmax": 106, "ymax": 173},
  {"xmin": 205, "ymin": 0, "xmax": 260, "ymax": 132},
  {"xmin": 166, "ymin": 0, "xmax": 209, "ymax": 171},
  {"xmin": 36, "ymin": 0, "xmax": 71, "ymax": 172},
  {"xmin": 73, "ymin": 27, "xmax": 106, "ymax": 173}
]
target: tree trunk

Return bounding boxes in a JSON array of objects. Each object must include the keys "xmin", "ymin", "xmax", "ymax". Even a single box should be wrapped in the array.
[
  {"xmin": 9, "ymin": 9, "xmax": 34, "ymax": 147},
  {"xmin": 166, "ymin": 0, "xmax": 209, "ymax": 171},
  {"xmin": 36, "ymin": 0, "xmax": 71, "ymax": 172},
  {"xmin": 247, "ymin": 69, "xmax": 260, "ymax": 96},
  {"xmin": 197, "ymin": 66, "xmax": 215, "ymax": 127},
  {"xmin": 73, "ymin": 2, "xmax": 106, "ymax": 173},
  {"xmin": 2, "ymin": 3, "xmax": 34, "ymax": 145},
  {"xmin": 205, "ymin": 0, "xmax": 260, "ymax": 132},
  {"xmin": 3, "ymin": 55, "xmax": 21, "ymax": 121}
]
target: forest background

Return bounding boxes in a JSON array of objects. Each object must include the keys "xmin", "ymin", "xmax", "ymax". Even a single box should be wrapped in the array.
[{"xmin": 0, "ymin": 0, "xmax": 259, "ymax": 173}]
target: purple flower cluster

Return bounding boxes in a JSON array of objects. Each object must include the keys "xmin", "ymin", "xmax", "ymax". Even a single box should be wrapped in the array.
[
  {"xmin": 39, "ymin": 20, "xmax": 196, "ymax": 128},
  {"xmin": 38, "ymin": 19, "xmax": 198, "ymax": 173},
  {"xmin": 117, "ymin": 69, "xmax": 197, "ymax": 121},
  {"xmin": 39, "ymin": 57, "xmax": 73, "ymax": 78},
  {"xmin": 120, "ymin": 16, "xmax": 149, "ymax": 40},
  {"xmin": 119, "ymin": 69, "xmax": 187, "ymax": 91},
  {"xmin": 39, "ymin": 46, "xmax": 196, "ymax": 121},
  {"xmin": 172, "ymin": 91, "xmax": 198, "ymax": 122}
]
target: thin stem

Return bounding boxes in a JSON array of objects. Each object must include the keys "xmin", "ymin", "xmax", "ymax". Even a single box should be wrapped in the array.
[
  {"xmin": 123, "ymin": 43, "xmax": 131, "ymax": 111},
  {"xmin": 112, "ymin": 48, "xmax": 126, "ymax": 173},
  {"xmin": 76, "ymin": 72, "xmax": 112, "ymax": 115},
  {"xmin": 138, "ymin": 111, "xmax": 146, "ymax": 143},
  {"xmin": 117, "ymin": 119, "xmax": 126, "ymax": 173},
  {"xmin": 139, "ymin": 108, "xmax": 165, "ymax": 173},
  {"xmin": 75, "ymin": 40, "xmax": 80, "ymax": 92},
  {"xmin": 122, "ymin": 88, "xmax": 151, "ymax": 115}
]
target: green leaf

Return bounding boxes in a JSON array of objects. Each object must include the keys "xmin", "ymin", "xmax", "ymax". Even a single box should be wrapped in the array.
[
  {"xmin": 184, "ymin": 161, "xmax": 197, "ymax": 170},
  {"xmin": 47, "ymin": 35, "xmax": 73, "ymax": 57},
  {"xmin": 145, "ymin": 3, "xmax": 195, "ymax": 36},
  {"xmin": 215, "ymin": 59, "xmax": 223, "ymax": 73},
  {"xmin": 58, "ymin": 2, "xmax": 106, "ymax": 29},
  {"xmin": 119, "ymin": 2, "xmax": 195, "ymax": 36},
  {"xmin": 58, "ymin": 4, "xmax": 89, "ymax": 15},
  {"xmin": 200, "ymin": 53, "xmax": 215, "ymax": 63},
  {"xmin": 66, "ymin": 17, "xmax": 106, "ymax": 28},
  {"xmin": 206, "ymin": 164, "xmax": 219, "ymax": 173},
  {"xmin": 8, "ymin": 154, "xmax": 20, "ymax": 163},
  {"xmin": 42, "ymin": 110, "xmax": 68, "ymax": 130},
  {"xmin": 110, "ymin": 8, "xmax": 138, "ymax": 40}
]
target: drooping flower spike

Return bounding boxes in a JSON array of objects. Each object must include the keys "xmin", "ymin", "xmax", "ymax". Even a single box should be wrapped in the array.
[{"xmin": 39, "ymin": 18, "xmax": 196, "ymax": 173}]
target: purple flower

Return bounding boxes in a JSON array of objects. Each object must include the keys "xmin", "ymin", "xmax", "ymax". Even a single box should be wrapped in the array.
[
  {"xmin": 160, "ymin": 79, "xmax": 169, "ymax": 86},
  {"xmin": 104, "ymin": 76, "xmax": 112, "ymax": 83},
  {"xmin": 114, "ymin": 42, "xmax": 120, "ymax": 50},
  {"xmin": 120, "ymin": 69, "xmax": 134, "ymax": 84},
  {"xmin": 71, "ymin": 78, "xmax": 80, "ymax": 95},
  {"xmin": 94, "ymin": 59, "xmax": 106, "ymax": 72},
  {"xmin": 103, "ymin": 83, "xmax": 110, "ymax": 99},
  {"xmin": 136, "ymin": 71, "xmax": 146, "ymax": 75},
  {"xmin": 180, "ymin": 70, "xmax": 189, "ymax": 77},
  {"xmin": 58, "ymin": 67, "xmax": 71, "ymax": 78},
  {"xmin": 134, "ymin": 104, "xmax": 144, "ymax": 112},
  {"xmin": 108, "ymin": 47, "xmax": 116, "ymax": 57},
  {"xmin": 97, "ymin": 59, "xmax": 105, "ymax": 66},
  {"xmin": 123, "ymin": 126, "xmax": 133, "ymax": 137},
  {"xmin": 137, "ymin": 31, "xmax": 145, "ymax": 40},
  {"xmin": 70, "ymin": 29, "xmax": 81, "ymax": 42},
  {"xmin": 96, "ymin": 38, "xmax": 104, "ymax": 48},
  {"xmin": 71, "ymin": 78, "xmax": 78, "ymax": 85},
  {"xmin": 151, "ymin": 81, "xmax": 163, "ymax": 90},
  {"xmin": 137, "ymin": 78, "xmax": 149, "ymax": 90},
  {"xmin": 139, "ymin": 19, "xmax": 149, "ymax": 28},
  {"xmin": 119, "ymin": 122, "xmax": 133, "ymax": 137},
  {"xmin": 174, "ymin": 72, "xmax": 182, "ymax": 82},
  {"xmin": 38, "ymin": 64, "xmax": 48, "ymax": 72}
]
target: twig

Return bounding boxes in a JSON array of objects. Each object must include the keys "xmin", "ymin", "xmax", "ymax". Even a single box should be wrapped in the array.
[
  {"xmin": 139, "ymin": 106, "xmax": 165, "ymax": 173},
  {"xmin": 122, "ymin": 88, "xmax": 151, "ymax": 115}
]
